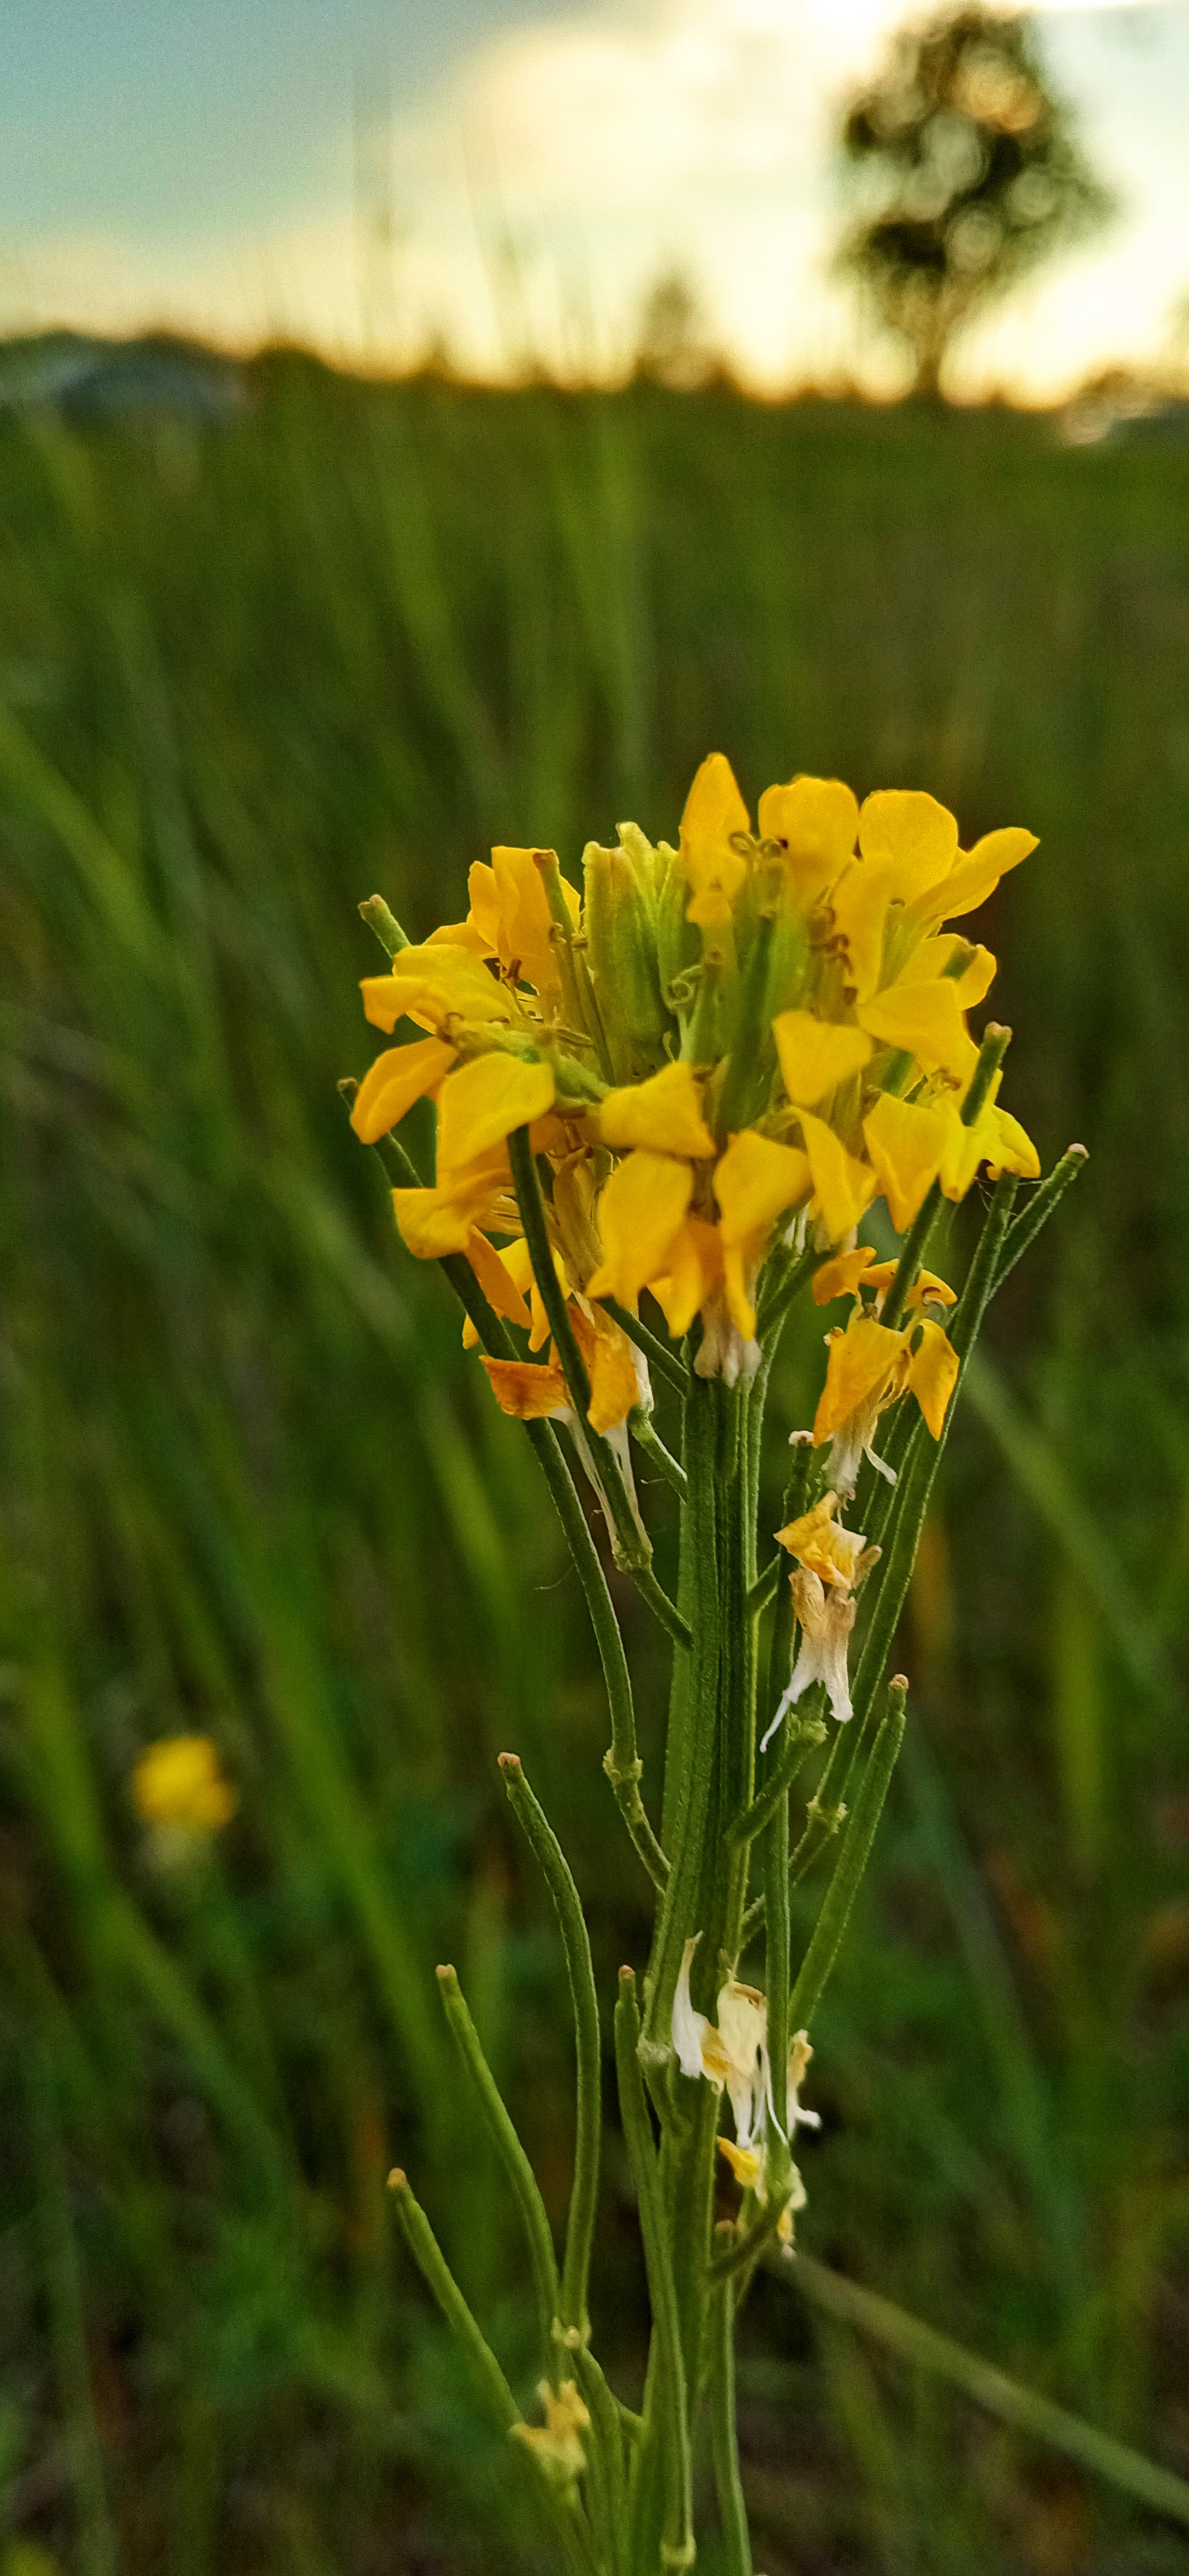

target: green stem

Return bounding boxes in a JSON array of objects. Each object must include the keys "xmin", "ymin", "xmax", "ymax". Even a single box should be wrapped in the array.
[
  {"xmin": 390, "ymin": 2171, "xmax": 599, "ymax": 2576},
  {"xmin": 630, "ymin": 1406, "xmax": 687, "ymax": 1497},
  {"xmin": 510, "ymin": 1123, "xmax": 689, "ymax": 1648},
  {"xmin": 756, "ymin": 1243, "xmax": 819, "ymax": 1341},
  {"xmin": 879, "ymin": 1024, "xmax": 1011, "ymax": 1333},
  {"xmin": 708, "ymin": 2256, "xmax": 754, "ymax": 2574},
  {"xmin": 707, "ymin": 2198, "xmax": 786, "ymax": 2283},
  {"xmin": 991, "ymin": 1143, "xmax": 1087, "ymax": 1296},
  {"xmin": 349, "ymin": 1097, "xmax": 669, "ymax": 1892},
  {"xmin": 616, "ymin": 1970, "xmax": 695, "ymax": 2574},
  {"xmin": 435, "ymin": 1965, "xmax": 561, "ymax": 2382},
  {"xmin": 728, "ymin": 1705, "xmax": 826, "ymax": 1850},
  {"xmin": 499, "ymin": 1756, "xmax": 601, "ymax": 2339},
  {"xmin": 788, "ymin": 1679, "xmax": 907, "ymax": 2033},
  {"xmin": 389, "ymin": 2167, "xmax": 520, "ymax": 2432},
  {"xmin": 604, "ymin": 1297, "xmax": 690, "ymax": 1396}
]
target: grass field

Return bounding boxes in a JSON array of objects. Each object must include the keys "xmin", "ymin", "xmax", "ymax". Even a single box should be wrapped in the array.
[{"xmin": 1, "ymin": 360, "xmax": 1188, "ymax": 2575}]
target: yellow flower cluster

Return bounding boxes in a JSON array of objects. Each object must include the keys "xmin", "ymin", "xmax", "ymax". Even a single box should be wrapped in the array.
[{"xmin": 352, "ymin": 755, "xmax": 1039, "ymax": 1425}]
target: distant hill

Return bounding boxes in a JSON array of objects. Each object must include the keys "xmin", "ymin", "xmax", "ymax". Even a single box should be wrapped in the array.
[{"xmin": 0, "ymin": 329, "xmax": 245, "ymax": 419}]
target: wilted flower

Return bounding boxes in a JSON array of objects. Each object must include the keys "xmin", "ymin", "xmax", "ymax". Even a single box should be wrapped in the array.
[{"xmin": 512, "ymin": 2380, "xmax": 591, "ymax": 2485}]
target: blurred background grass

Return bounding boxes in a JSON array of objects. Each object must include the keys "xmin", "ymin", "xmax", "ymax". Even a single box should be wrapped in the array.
[{"xmin": 1, "ymin": 360, "xmax": 1188, "ymax": 2575}]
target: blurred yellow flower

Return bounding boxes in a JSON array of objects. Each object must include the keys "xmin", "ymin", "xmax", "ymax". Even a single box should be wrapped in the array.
[{"xmin": 133, "ymin": 1736, "xmax": 236, "ymax": 1835}]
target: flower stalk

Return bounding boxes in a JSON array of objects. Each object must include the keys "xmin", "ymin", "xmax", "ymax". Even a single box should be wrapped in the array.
[{"xmin": 346, "ymin": 759, "xmax": 1089, "ymax": 2567}]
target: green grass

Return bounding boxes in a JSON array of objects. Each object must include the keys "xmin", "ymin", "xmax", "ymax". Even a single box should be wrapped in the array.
[{"xmin": 1, "ymin": 360, "xmax": 1188, "ymax": 2574}]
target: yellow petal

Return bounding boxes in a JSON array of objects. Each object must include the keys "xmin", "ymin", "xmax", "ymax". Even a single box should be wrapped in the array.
[
  {"xmin": 857, "ymin": 979, "xmax": 977, "ymax": 1083},
  {"xmin": 984, "ymin": 1102, "xmax": 1040, "ymax": 1181},
  {"xmin": 572, "ymin": 1306, "xmax": 640, "ymax": 1432},
  {"xmin": 599, "ymin": 1061, "xmax": 715, "ymax": 1160},
  {"xmin": 798, "ymin": 1112, "xmax": 877, "ymax": 1245},
  {"xmin": 773, "ymin": 1009, "xmax": 874, "ymax": 1107},
  {"xmin": 812, "ymin": 1314, "xmax": 905, "ymax": 1445},
  {"xmin": 812, "ymin": 1246, "xmax": 879, "ymax": 1306},
  {"xmin": 350, "ymin": 1037, "xmax": 456, "ymax": 1142},
  {"xmin": 464, "ymin": 1230, "xmax": 533, "ymax": 1338},
  {"xmin": 713, "ymin": 1128, "xmax": 811, "ymax": 1247},
  {"xmin": 360, "ymin": 943, "xmax": 514, "ymax": 1033},
  {"xmin": 913, "ymin": 934, "xmax": 997, "ymax": 1007},
  {"xmin": 862, "ymin": 1090, "xmax": 954, "ymax": 1232},
  {"xmin": 457, "ymin": 859, "xmax": 500, "ymax": 954},
  {"xmin": 856, "ymin": 1261, "xmax": 956, "ymax": 1310},
  {"xmin": 647, "ymin": 1216, "xmax": 722, "ymax": 1338},
  {"xmin": 490, "ymin": 845, "xmax": 576, "ymax": 993},
  {"xmin": 437, "ymin": 1053, "xmax": 556, "ymax": 1173},
  {"xmin": 775, "ymin": 1491, "xmax": 867, "ymax": 1588},
  {"xmin": 908, "ymin": 825, "xmax": 1037, "ymax": 929},
  {"xmin": 480, "ymin": 1356, "xmax": 571, "ymax": 1421},
  {"xmin": 392, "ymin": 1183, "xmax": 494, "ymax": 1259},
  {"xmin": 857, "ymin": 790, "xmax": 959, "ymax": 898},
  {"xmin": 905, "ymin": 1318, "xmax": 959, "ymax": 1438},
  {"xmin": 757, "ymin": 775, "xmax": 858, "ymax": 901},
  {"xmin": 679, "ymin": 752, "xmax": 751, "ymax": 921},
  {"xmin": 717, "ymin": 2136, "xmax": 763, "ymax": 2189},
  {"xmin": 827, "ymin": 858, "xmax": 897, "ymax": 1004},
  {"xmin": 586, "ymin": 1151, "xmax": 694, "ymax": 1308}
]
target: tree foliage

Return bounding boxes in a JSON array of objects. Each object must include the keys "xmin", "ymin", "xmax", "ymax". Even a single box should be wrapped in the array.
[{"xmin": 838, "ymin": 7, "xmax": 1114, "ymax": 394}]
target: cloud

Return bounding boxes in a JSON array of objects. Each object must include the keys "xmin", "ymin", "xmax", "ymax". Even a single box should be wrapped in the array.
[{"xmin": 2, "ymin": 0, "xmax": 1187, "ymax": 396}]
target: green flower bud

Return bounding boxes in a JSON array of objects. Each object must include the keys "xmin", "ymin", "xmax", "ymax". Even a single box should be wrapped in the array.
[{"xmin": 581, "ymin": 837, "xmax": 673, "ymax": 1082}]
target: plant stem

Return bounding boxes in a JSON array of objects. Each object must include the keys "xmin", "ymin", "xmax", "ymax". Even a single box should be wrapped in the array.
[
  {"xmin": 499, "ymin": 1756, "xmax": 602, "ymax": 2339},
  {"xmin": 390, "ymin": 2170, "xmax": 599, "ymax": 2576},
  {"xmin": 510, "ymin": 1122, "xmax": 689, "ymax": 1647},
  {"xmin": 991, "ymin": 1142, "xmax": 1087, "ymax": 1295},
  {"xmin": 435, "ymin": 1965, "xmax": 561, "ymax": 2380},
  {"xmin": 879, "ymin": 1023, "xmax": 1011, "ymax": 1333},
  {"xmin": 389, "ymin": 2167, "xmax": 520, "ymax": 2431},
  {"xmin": 788, "ymin": 1679, "xmax": 907, "ymax": 2033},
  {"xmin": 616, "ymin": 1969, "xmax": 695, "ymax": 2574},
  {"xmin": 708, "ymin": 2255, "xmax": 754, "ymax": 2575},
  {"xmin": 630, "ymin": 1407, "xmax": 688, "ymax": 1497},
  {"xmin": 604, "ymin": 1297, "xmax": 690, "ymax": 1395}
]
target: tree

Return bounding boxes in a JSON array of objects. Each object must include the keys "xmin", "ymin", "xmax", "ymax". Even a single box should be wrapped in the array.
[{"xmin": 838, "ymin": 6, "xmax": 1114, "ymax": 397}]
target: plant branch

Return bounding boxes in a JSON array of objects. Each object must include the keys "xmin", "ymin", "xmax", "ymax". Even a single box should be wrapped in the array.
[
  {"xmin": 708, "ymin": 2250, "xmax": 754, "ymax": 2574},
  {"xmin": 615, "ymin": 1969, "xmax": 694, "ymax": 2572},
  {"xmin": 435, "ymin": 1965, "xmax": 560, "ymax": 2382},
  {"xmin": 499, "ymin": 1757, "xmax": 602, "ymax": 2339}
]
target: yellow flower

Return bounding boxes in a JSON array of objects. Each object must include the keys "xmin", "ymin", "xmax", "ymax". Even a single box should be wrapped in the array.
[
  {"xmin": 430, "ymin": 845, "xmax": 580, "ymax": 1012},
  {"xmin": 133, "ymin": 1736, "xmax": 236, "ymax": 1835},
  {"xmin": 350, "ymin": 759, "xmax": 1040, "ymax": 1381}
]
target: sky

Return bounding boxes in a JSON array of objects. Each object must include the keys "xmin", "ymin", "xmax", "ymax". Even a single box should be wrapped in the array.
[{"xmin": 1, "ymin": 0, "xmax": 1187, "ymax": 399}]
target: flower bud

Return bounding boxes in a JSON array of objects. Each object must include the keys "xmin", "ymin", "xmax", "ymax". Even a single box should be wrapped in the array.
[{"xmin": 581, "ymin": 839, "xmax": 670, "ymax": 1082}]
